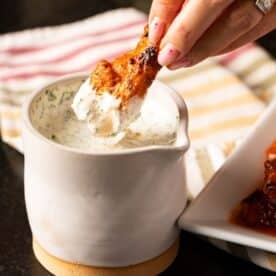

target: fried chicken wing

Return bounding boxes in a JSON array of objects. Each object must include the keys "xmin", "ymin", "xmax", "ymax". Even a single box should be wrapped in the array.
[{"xmin": 90, "ymin": 25, "xmax": 161, "ymax": 108}]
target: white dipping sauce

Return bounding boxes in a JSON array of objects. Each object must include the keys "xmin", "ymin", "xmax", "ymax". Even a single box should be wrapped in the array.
[
  {"xmin": 30, "ymin": 79, "xmax": 179, "ymax": 152},
  {"xmin": 71, "ymin": 78, "xmax": 143, "ymax": 138}
]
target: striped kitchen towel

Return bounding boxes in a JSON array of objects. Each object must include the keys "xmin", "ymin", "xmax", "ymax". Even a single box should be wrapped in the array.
[{"xmin": 0, "ymin": 8, "xmax": 276, "ymax": 272}]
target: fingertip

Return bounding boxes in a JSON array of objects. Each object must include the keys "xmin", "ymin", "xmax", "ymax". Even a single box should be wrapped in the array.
[{"xmin": 158, "ymin": 43, "xmax": 181, "ymax": 66}]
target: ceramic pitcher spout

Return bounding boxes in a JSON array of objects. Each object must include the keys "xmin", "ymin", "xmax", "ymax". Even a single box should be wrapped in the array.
[
  {"xmin": 124, "ymin": 80, "xmax": 190, "ymax": 155},
  {"xmin": 166, "ymin": 81, "xmax": 190, "ymax": 152}
]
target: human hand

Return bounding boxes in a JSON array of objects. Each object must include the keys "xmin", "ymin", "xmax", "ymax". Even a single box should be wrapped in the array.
[{"xmin": 149, "ymin": 0, "xmax": 276, "ymax": 69}]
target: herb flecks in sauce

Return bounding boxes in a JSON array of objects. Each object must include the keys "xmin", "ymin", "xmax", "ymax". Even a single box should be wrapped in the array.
[
  {"xmin": 30, "ymin": 79, "xmax": 178, "ymax": 152},
  {"xmin": 39, "ymin": 104, "xmax": 45, "ymax": 119},
  {"xmin": 59, "ymin": 91, "xmax": 74, "ymax": 105},
  {"xmin": 64, "ymin": 110, "xmax": 73, "ymax": 122},
  {"xmin": 48, "ymin": 90, "xmax": 57, "ymax": 102}
]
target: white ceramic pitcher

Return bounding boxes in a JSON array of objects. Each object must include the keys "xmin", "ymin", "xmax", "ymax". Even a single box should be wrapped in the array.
[{"xmin": 22, "ymin": 75, "xmax": 190, "ymax": 268}]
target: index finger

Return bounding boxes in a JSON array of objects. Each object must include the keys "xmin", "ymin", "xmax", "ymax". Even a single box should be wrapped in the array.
[
  {"xmin": 149, "ymin": 0, "xmax": 184, "ymax": 23},
  {"xmin": 149, "ymin": 0, "xmax": 184, "ymax": 44}
]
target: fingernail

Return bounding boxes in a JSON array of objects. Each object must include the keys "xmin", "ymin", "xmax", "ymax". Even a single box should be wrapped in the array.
[
  {"xmin": 170, "ymin": 57, "xmax": 191, "ymax": 70},
  {"xmin": 149, "ymin": 17, "xmax": 165, "ymax": 45},
  {"xmin": 158, "ymin": 43, "xmax": 180, "ymax": 67}
]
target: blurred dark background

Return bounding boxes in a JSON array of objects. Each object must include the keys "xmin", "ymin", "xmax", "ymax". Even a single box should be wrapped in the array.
[
  {"xmin": 0, "ymin": 0, "xmax": 150, "ymax": 33},
  {"xmin": 0, "ymin": 0, "xmax": 275, "ymax": 57}
]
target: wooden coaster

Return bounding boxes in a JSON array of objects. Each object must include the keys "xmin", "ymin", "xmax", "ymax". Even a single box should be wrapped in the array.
[
  {"xmin": 267, "ymin": 253, "xmax": 276, "ymax": 270},
  {"xmin": 33, "ymin": 238, "xmax": 179, "ymax": 276}
]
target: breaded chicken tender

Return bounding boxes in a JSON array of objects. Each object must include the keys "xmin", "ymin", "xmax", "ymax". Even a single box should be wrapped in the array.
[{"xmin": 90, "ymin": 25, "xmax": 161, "ymax": 108}]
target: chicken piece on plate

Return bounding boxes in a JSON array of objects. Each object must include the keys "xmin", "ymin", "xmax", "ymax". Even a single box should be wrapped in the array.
[{"xmin": 263, "ymin": 141, "xmax": 276, "ymax": 202}]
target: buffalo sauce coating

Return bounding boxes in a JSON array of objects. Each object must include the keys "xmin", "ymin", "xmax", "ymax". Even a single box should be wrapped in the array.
[
  {"xmin": 230, "ymin": 141, "xmax": 276, "ymax": 236},
  {"xmin": 90, "ymin": 25, "xmax": 161, "ymax": 109}
]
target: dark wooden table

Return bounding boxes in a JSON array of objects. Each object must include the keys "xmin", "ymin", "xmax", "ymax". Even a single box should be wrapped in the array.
[
  {"xmin": 0, "ymin": 1, "xmax": 276, "ymax": 275},
  {"xmin": 1, "ymin": 142, "xmax": 275, "ymax": 276}
]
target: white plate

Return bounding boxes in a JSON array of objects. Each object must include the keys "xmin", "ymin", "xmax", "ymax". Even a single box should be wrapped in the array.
[{"xmin": 178, "ymin": 100, "xmax": 276, "ymax": 253}]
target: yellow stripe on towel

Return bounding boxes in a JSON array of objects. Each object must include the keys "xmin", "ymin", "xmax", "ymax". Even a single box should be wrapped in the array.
[
  {"xmin": 1, "ymin": 111, "xmax": 21, "ymax": 120},
  {"xmin": 238, "ymin": 56, "xmax": 271, "ymax": 78},
  {"xmin": 195, "ymin": 148, "xmax": 215, "ymax": 183},
  {"xmin": 189, "ymin": 93, "xmax": 260, "ymax": 117},
  {"xmin": 190, "ymin": 115, "xmax": 259, "ymax": 140},
  {"xmin": 159, "ymin": 62, "xmax": 214, "ymax": 83},
  {"xmin": 181, "ymin": 76, "xmax": 238, "ymax": 99},
  {"xmin": 1, "ymin": 129, "xmax": 21, "ymax": 138}
]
